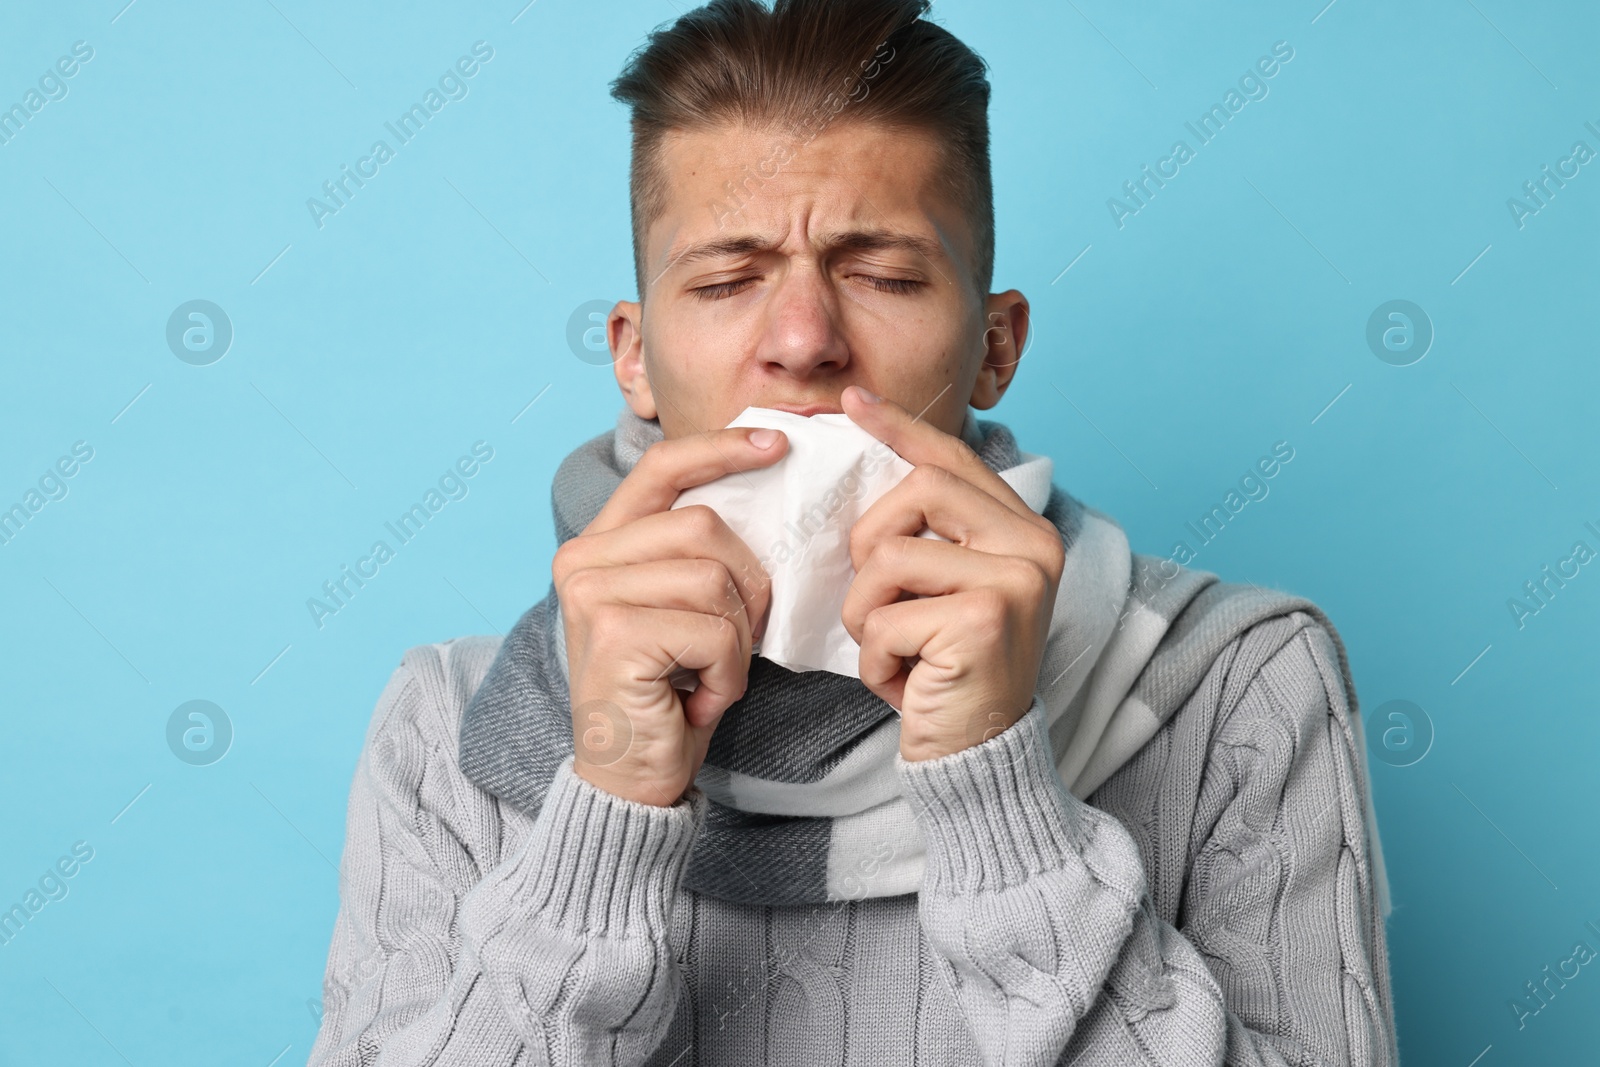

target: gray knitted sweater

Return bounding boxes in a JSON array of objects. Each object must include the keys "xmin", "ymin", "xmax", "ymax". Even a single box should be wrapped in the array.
[{"xmin": 307, "ymin": 610, "xmax": 1397, "ymax": 1064}]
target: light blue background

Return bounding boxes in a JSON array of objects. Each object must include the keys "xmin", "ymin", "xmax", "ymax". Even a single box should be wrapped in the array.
[{"xmin": 1, "ymin": 0, "xmax": 1596, "ymax": 1063}]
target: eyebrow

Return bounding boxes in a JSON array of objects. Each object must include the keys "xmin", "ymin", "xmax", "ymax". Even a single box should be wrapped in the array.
[{"xmin": 661, "ymin": 228, "xmax": 947, "ymax": 275}]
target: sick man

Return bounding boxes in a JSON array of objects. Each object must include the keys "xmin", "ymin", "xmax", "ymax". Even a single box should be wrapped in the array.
[{"xmin": 307, "ymin": 1, "xmax": 1399, "ymax": 1063}]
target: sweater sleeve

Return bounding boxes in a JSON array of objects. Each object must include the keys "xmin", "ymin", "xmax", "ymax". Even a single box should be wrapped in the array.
[
  {"xmin": 897, "ymin": 621, "xmax": 1397, "ymax": 1067},
  {"xmin": 305, "ymin": 645, "xmax": 702, "ymax": 1067}
]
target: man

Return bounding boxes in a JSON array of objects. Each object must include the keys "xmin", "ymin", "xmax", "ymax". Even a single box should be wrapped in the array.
[{"xmin": 307, "ymin": 1, "xmax": 1399, "ymax": 1063}]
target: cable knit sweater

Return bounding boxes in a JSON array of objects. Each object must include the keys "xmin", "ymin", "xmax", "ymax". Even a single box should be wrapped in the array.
[{"xmin": 306, "ymin": 610, "xmax": 1396, "ymax": 1066}]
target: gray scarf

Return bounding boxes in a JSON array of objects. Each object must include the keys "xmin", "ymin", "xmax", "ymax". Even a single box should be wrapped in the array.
[{"xmin": 459, "ymin": 405, "xmax": 1390, "ymax": 914}]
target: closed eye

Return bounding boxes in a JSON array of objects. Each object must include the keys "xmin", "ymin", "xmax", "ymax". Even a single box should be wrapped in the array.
[
  {"xmin": 691, "ymin": 278, "xmax": 757, "ymax": 301},
  {"xmin": 858, "ymin": 276, "xmax": 924, "ymax": 295},
  {"xmin": 690, "ymin": 275, "xmax": 926, "ymax": 301}
]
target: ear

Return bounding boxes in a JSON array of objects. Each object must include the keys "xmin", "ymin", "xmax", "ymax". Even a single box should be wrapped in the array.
[
  {"xmin": 609, "ymin": 300, "xmax": 658, "ymax": 420},
  {"xmin": 969, "ymin": 289, "xmax": 1029, "ymax": 411}
]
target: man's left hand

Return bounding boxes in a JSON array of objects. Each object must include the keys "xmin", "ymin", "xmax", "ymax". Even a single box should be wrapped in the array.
[{"xmin": 838, "ymin": 385, "xmax": 1065, "ymax": 762}]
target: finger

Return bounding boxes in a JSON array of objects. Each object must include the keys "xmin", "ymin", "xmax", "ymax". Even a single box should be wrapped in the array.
[
  {"xmin": 842, "ymin": 536, "xmax": 1043, "ymax": 643},
  {"xmin": 847, "ymin": 462, "xmax": 1044, "ymax": 572},
  {"xmin": 558, "ymin": 506, "xmax": 774, "ymax": 642},
  {"xmin": 565, "ymin": 557, "xmax": 753, "ymax": 664},
  {"xmin": 853, "ymin": 593, "xmax": 971, "ymax": 708},
  {"xmin": 840, "ymin": 385, "xmax": 1034, "ymax": 519},
  {"xmin": 601, "ymin": 604, "xmax": 749, "ymax": 729},
  {"xmin": 587, "ymin": 426, "xmax": 788, "ymax": 535}
]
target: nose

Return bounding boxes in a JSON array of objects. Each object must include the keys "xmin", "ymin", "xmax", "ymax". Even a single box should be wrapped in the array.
[{"xmin": 752, "ymin": 262, "xmax": 850, "ymax": 378}]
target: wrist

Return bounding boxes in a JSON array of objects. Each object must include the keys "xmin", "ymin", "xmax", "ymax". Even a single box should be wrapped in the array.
[
  {"xmin": 899, "ymin": 699, "xmax": 1030, "ymax": 762},
  {"xmin": 574, "ymin": 759, "xmax": 687, "ymax": 807}
]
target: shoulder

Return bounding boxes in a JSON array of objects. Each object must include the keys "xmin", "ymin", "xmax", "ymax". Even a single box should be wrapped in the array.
[
  {"xmin": 369, "ymin": 635, "xmax": 504, "ymax": 735},
  {"xmin": 1091, "ymin": 577, "xmax": 1394, "ymax": 913},
  {"xmin": 356, "ymin": 634, "xmax": 506, "ymax": 799},
  {"xmin": 1091, "ymin": 598, "xmax": 1358, "ymax": 814},
  {"xmin": 1203, "ymin": 608, "xmax": 1353, "ymax": 748}
]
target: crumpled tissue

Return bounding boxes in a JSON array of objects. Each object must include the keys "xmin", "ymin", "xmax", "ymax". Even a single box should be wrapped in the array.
[{"xmin": 664, "ymin": 405, "xmax": 1053, "ymax": 687}]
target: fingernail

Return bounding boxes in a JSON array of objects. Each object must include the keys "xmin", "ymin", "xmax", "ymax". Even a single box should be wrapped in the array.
[
  {"xmin": 749, "ymin": 428, "xmax": 781, "ymax": 449},
  {"xmin": 852, "ymin": 385, "xmax": 881, "ymax": 404}
]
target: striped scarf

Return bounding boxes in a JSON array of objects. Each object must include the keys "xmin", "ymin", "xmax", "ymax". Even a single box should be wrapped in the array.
[{"xmin": 458, "ymin": 404, "xmax": 1389, "ymax": 912}]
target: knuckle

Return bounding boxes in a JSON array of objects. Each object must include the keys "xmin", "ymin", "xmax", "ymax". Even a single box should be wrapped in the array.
[
  {"xmin": 730, "ymin": 556, "xmax": 769, "ymax": 598},
  {"xmin": 1033, "ymin": 524, "xmax": 1066, "ymax": 580},
  {"xmin": 698, "ymin": 558, "xmax": 737, "ymax": 604},
  {"xmin": 551, "ymin": 539, "xmax": 583, "ymax": 584},
  {"xmin": 708, "ymin": 612, "xmax": 742, "ymax": 653},
  {"xmin": 1017, "ymin": 558, "xmax": 1052, "ymax": 601},
  {"xmin": 696, "ymin": 556, "xmax": 729, "ymax": 587},
  {"xmin": 862, "ymin": 609, "xmax": 893, "ymax": 642},
  {"xmin": 1045, "ymin": 545, "xmax": 1066, "ymax": 586},
  {"xmin": 562, "ymin": 564, "xmax": 600, "ymax": 603},
  {"xmin": 677, "ymin": 502, "xmax": 722, "ymax": 538},
  {"xmin": 639, "ymin": 439, "xmax": 672, "ymax": 469},
  {"xmin": 847, "ymin": 522, "xmax": 871, "ymax": 561}
]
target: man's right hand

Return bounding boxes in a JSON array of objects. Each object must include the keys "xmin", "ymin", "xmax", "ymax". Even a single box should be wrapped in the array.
[{"xmin": 552, "ymin": 424, "xmax": 788, "ymax": 806}]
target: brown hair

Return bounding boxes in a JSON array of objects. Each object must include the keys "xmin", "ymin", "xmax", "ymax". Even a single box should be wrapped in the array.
[{"xmin": 609, "ymin": 0, "xmax": 994, "ymax": 302}]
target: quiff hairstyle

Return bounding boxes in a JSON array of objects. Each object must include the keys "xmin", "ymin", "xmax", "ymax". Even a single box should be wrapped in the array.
[{"xmin": 609, "ymin": 0, "xmax": 995, "ymax": 303}]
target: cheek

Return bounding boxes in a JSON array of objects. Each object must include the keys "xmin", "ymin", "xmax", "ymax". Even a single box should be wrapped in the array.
[
  {"xmin": 664, "ymin": 321, "xmax": 747, "ymax": 381},
  {"xmin": 883, "ymin": 317, "xmax": 961, "ymax": 367},
  {"xmin": 867, "ymin": 341, "xmax": 967, "ymax": 408},
  {"xmin": 645, "ymin": 320, "xmax": 749, "ymax": 420}
]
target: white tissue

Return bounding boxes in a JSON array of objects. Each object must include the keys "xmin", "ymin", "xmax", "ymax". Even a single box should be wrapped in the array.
[{"xmin": 665, "ymin": 406, "xmax": 1055, "ymax": 685}]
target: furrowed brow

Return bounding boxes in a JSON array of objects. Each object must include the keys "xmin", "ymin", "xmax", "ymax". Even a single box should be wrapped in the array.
[
  {"xmin": 663, "ymin": 235, "xmax": 773, "ymax": 272},
  {"xmin": 660, "ymin": 229, "xmax": 946, "ymax": 276},
  {"xmin": 819, "ymin": 229, "xmax": 946, "ymax": 265}
]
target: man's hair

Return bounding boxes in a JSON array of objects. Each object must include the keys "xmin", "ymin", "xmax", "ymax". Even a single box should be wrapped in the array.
[{"xmin": 609, "ymin": 0, "xmax": 994, "ymax": 303}]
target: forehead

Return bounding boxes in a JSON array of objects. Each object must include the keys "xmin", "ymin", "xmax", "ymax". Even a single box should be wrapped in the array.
[
  {"xmin": 660, "ymin": 119, "xmax": 943, "ymax": 187},
  {"xmin": 647, "ymin": 120, "xmax": 966, "ymax": 276}
]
